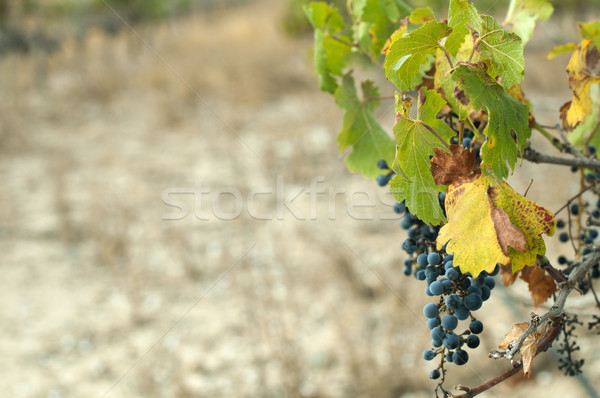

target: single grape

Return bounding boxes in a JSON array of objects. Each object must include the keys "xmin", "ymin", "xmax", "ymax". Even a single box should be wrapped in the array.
[
  {"xmin": 453, "ymin": 349, "xmax": 469, "ymax": 365},
  {"xmin": 423, "ymin": 349, "xmax": 436, "ymax": 361},
  {"xmin": 417, "ymin": 253, "xmax": 429, "ymax": 267},
  {"xmin": 429, "ymin": 281, "xmax": 444, "ymax": 296},
  {"xmin": 423, "ymin": 303, "xmax": 439, "ymax": 319},
  {"xmin": 430, "ymin": 369, "xmax": 441, "ymax": 379},
  {"xmin": 571, "ymin": 203, "xmax": 579, "ymax": 215},
  {"xmin": 415, "ymin": 269, "xmax": 426, "ymax": 280},
  {"xmin": 443, "ymin": 332, "xmax": 460, "ymax": 349},
  {"xmin": 441, "ymin": 315, "xmax": 458, "ymax": 331},
  {"xmin": 377, "ymin": 159, "xmax": 389, "ymax": 170},
  {"xmin": 464, "ymin": 293, "xmax": 483, "ymax": 311},
  {"xmin": 444, "ymin": 260, "xmax": 454, "ymax": 271},
  {"xmin": 467, "ymin": 286, "xmax": 482, "ymax": 296},
  {"xmin": 466, "ymin": 334, "xmax": 480, "ymax": 349},
  {"xmin": 376, "ymin": 174, "xmax": 389, "ymax": 186},
  {"xmin": 427, "ymin": 252, "xmax": 441, "ymax": 266},
  {"xmin": 455, "ymin": 305, "xmax": 470, "ymax": 321},
  {"xmin": 469, "ymin": 320, "xmax": 484, "ymax": 334},
  {"xmin": 393, "ymin": 201, "xmax": 406, "ymax": 214},
  {"xmin": 427, "ymin": 318, "xmax": 440, "ymax": 329},
  {"xmin": 484, "ymin": 276, "xmax": 495, "ymax": 289},
  {"xmin": 556, "ymin": 219, "xmax": 565, "ymax": 229},
  {"xmin": 445, "ymin": 267, "xmax": 459, "ymax": 281},
  {"xmin": 443, "ymin": 254, "xmax": 454, "ymax": 263},
  {"xmin": 480, "ymin": 285, "xmax": 491, "ymax": 301},
  {"xmin": 403, "ymin": 265, "xmax": 412, "ymax": 276},
  {"xmin": 559, "ymin": 232, "xmax": 569, "ymax": 243},
  {"xmin": 430, "ymin": 326, "xmax": 445, "ymax": 341},
  {"xmin": 558, "ymin": 255, "xmax": 568, "ymax": 265},
  {"xmin": 445, "ymin": 294, "xmax": 462, "ymax": 311},
  {"xmin": 590, "ymin": 229, "xmax": 599, "ymax": 239},
  {"xmin": 425, "ymin": 266, "xmax": 440, "ymax": 280}
]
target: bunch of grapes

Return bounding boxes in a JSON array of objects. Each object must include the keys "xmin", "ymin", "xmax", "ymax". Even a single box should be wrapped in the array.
[{"xmin": 378, "ymin": 156, "xmax": 499, "ymax": 378}]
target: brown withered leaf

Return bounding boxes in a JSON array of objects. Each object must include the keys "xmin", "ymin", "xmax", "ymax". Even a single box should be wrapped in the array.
[
  {"xmin": 498, "ymin": 322, "xmax": 543, "ymax": 376},
  {"xmin": 501, "ymin": 263, "xmax": 518, "ymax": 286},
  {"xmin": 490, "ymin": 202, "xmax": 527, "ymax": 255},
  {"xmin": 430, "ymin": 144, "xmax": 480, "ymax": 186},
  {"xmin": 520, "ymin": 265, "xmax": 558, "ymax": 308}
]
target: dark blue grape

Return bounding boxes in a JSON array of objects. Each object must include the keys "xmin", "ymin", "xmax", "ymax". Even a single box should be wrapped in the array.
[
  {"xmin": 445, "ymin": 294, "xmax": 462, "ymax": 310},
  {"xmin": 377, "ymin": 159, "xmax": 389, "ymax": 170},
  {"xmin": 453, "ymin": 349, "xmax": 469, "ymax": 365},
  {"xmin": 429, "ymin": 281, "xmax": 444, "ymax": 295},
  {"xmin": 481, "ymin": 285, "xmax": 491, "ymax": 301},
  {"xmin": 558, "ymin": 255, "xmax": 567, "ymax": 265},
  {"xmin": 443, "ymin": 332, "xmax": 460, "ymax": 349},
  {"xmin": 445, "ymin": 267, "xmax": 459, "ymax": 281},
  {"xmin": 427, "ymin": 318, "xmax": 440, "ymax": 329},
  {"xmin": 430, "ymin": 369, "xmax": 441, "ymax": 379},
  {"xmin": 443, "ymin": 254, "xmax": 454, "ymax": 263},
  {"xmin": 469, "ymin": 320, "xmax": 483, "ymax": 334},
  {"xmin": 589, "ymin": 145, "xmax": 597, "ymax": 155},
  {"xmin": 376, "ymin": 174, "xmax": 390, "ymax": 186},
  {"xmin": 423, "ymin": 349, "xmax": 436, "ymax": 361},
  {"xmin": 441, "ymin": 315, "xmax": 458, "ymax": 331},
  {"xmin": 467, "ymin": 286, "xmax": 482, "ymax": 296},
  {"xmin": 590, "ymin": 229, "xmax": 599, "ymax": 239},
  {"xmin": 403, "ymin": 265, "xmax": 412, "ymax": 276},
  {"xmin": 427, "ymin": 252, "xmax": 441, "ymax": 265},
  {"xmin": 571, "ymin": 203, "xmax": 579, "ymax": 215},
  {"xmin": 431, "ymin": 326, "xmax": 445, "ymax": 340},
  {"xmin": 393, "ymin": 201, "xmax": 406, "ymax": 214},
  {"xmin": 466, "ymin": 334, "xmax": 480, "ymax": 349},
  {"xmin": 464, "ymin": 293, "xmax": 483, "ymax": 311},
  {"xmin": 559, "ymin": 232, "xmax": 569, "ymax": 243},
  {"xmin": 432, "ymin": 338, "xmax": 443, "ymax": 348},
  {"xmin": 425, "ymin": 266, "xmax": 440, "ymax": 279},
  {"xmin": 556, "ymin": 219, "xmax": 565, "ymax": 229},
  {"xmin": 444, "ymin": 261, "xmax": 454, "ymax": 271},
  {"xmin": 417, "ymin": 253, "xmax": 429, "ymax": 267},
  {"xmin": 455, "ymin": 305, "xmax": 470, "ymax": 320},
  {"xmin": 415, "ymin": 269, "xmax": 426, "ymax": 280},
  {"xmin": 424, "ymin": 303, "xmax": 439, "ymax": 318},
  {"xmin": 462, "ymin": 137, "xmax": 472, "ymax": 148},
  {"xmin": 571, "ymin": 166, "xmax": 578, "ymax": 173},
  {"xmin": 484, "ymin": 277, "xmax": 495, "ymax": 289}
]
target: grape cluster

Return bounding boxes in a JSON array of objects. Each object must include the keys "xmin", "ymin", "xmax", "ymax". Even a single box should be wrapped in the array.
[
  {"xmin": 419, "ymin": 253, "xmax": 498, "ymax": 376},
  {"xmin": 377, "ymin": 157, "xmax": 498, "ymax": 378}
]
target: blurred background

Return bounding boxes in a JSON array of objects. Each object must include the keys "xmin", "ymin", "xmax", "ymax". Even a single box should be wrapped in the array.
[{"xmin": 1, "ymin": 0, "xmax": 600, "ymax": 397}]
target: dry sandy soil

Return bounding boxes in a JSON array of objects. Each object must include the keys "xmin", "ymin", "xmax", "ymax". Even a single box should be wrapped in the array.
[{"xmin": 1, "ymin": 1, "xmax": 599, "ymax": 397}]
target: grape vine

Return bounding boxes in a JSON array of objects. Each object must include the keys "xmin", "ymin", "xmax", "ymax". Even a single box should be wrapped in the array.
[{"xmin": 305, "ymin": 0, "xmax": 600, "ymax": 396}]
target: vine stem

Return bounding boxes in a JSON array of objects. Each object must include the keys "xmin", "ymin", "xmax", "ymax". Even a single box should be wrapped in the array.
[
  {"xmin": 416, "ymin": 121, "xmax": 451, "ymax": 150},
  {"xmin": 451, "ymin": 248, "xmax": 600, "ymax": 398},
  {"xmin": 327, "ymin": 34, "xmax": 384, "ymax": 69},
  {"xmin": 521, "ymin": 147, "xmax": 600, "ymax": 172},
  {"xmin": 363, "ymin": 95, "xmax": 395, "ymax": 103},
  {"xmin": 534, "ymin": 123, "xmax": 564, "ymax": 151}
]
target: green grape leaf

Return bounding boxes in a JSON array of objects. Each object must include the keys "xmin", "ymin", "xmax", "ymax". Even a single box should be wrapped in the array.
[
  {"xmin": 409, "ymin": 7, "xmax": 436, "ymax": 25},
  {"xmin": 446, "ymin": 0, "xmax": 481, "ymax": 56},
  {"xmin": 304, "ymin": 2, "xmax": 352, "ymax": 94},
  {"xmin": 547, "ymin": 43, "xmax": 577, "ymax": 60},
  {"xmin": 384, "ymin": 20, "xmax": 452, "ymax": 91},
  {"xmin": 478, "ymin": 15, "xmax": 525, "ymax": 87},
  {"xmin": 452, "ymin": 64, "xmax": 530, "ymax": 179},
  {"xmin": 389, "ymin": 89, "xmax": 454, "ymax": 225},
  {"xmin": 504, "ymin": 0, "xmax": 553, "ymax": 45},
  {"xmin": 579, "ymin": 21, "xmax": 600, "ymax": 49},
  {"xmin": 335, "ymin": 75, "xmax": 396, "ymax": 179},
  {"xmin": 353, "ymin": 0, "xmax": 412, "ymax": 58}
]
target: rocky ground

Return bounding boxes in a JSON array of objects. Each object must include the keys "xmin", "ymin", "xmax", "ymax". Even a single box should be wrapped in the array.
[{"xmin": 0, "ymin": 1, "xmax": 599, "ymax": 397}]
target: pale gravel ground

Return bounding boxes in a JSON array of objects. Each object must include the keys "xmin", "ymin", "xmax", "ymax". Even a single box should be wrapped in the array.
[{"xmin": 0, "ymin": 1, "xmax": 598, "ymax": 397}]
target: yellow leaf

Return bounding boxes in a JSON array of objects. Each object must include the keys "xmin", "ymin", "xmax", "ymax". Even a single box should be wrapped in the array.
[
  {"xmin": 561, "ymin": 38, "xmax": 600, "ymax": 130},
  {"xmin": 432, "ymin": 146, "xmax": 555, "ymax": 277},
  {"xmin": 437, "ymin": 175, "xmax": 514, "ymax": 277},
  {"xmin": 489, "ymin": 182, "xmax": 555, "ymax": 273}
]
